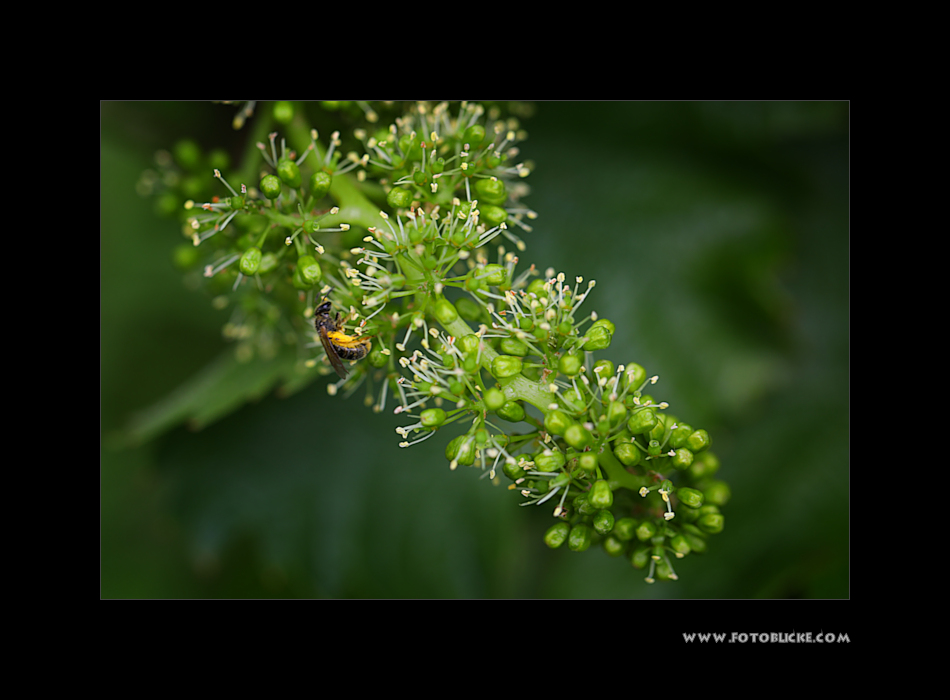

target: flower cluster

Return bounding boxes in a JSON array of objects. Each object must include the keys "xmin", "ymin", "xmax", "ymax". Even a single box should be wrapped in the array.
[{"xmin": 145, "ymin": 101, "xmax": 728, "ymax": 583}]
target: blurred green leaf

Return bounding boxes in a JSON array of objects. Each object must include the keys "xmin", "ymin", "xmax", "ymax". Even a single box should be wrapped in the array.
[{"xmin": 120, "ymin": 347, "xmax": 311, "ymax": 447}]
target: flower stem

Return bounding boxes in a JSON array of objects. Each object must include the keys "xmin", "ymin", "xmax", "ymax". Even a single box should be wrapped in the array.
[{"xmin": 598, "ymin": 441, "xmax": 650, "ymax": 492}]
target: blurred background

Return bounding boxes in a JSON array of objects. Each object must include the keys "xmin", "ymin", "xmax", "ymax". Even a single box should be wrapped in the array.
[{"xmin": 101, "ymin": 101, "xmax": 849, "ymax": 599}]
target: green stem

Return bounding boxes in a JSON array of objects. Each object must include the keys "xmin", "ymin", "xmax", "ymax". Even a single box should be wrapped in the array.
[
  {"xmin": 434, "ymin": 301, "xmax": 555, "ymax": 413},
  {"xmin": 598, "ymin": 442, "xmax": 650, "ymax": 493},
  {"xmin": 284, "ymin": 119, "xmax": 381, "ymax": 230}
]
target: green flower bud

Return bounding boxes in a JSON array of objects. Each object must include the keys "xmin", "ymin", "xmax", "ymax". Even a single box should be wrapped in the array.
[
  {"xmin": 277, "ymin": 158, "xmax": 302, "ymax": 189},
  {"xmin": 420, "ymin": 408, "xmax": 446, "ymax": 427},
  {"xmin": 464, "ymin": 124, "xmax": 486, "ymax": 147},
  {"xmin": 687, "ymin": 429, "xmax": 711, "ymax": 453},
  {"xmin": 549, "ymin": 471, "xmax": 571, "ymax": 492},
  {"xmin": 670, "ymin": 534, "xmax": 691, "ymax": 557},
  {"xmin": 432, "ymin": 298, "xmax": 459, "ymax": 325},
  {"xmin": 623, "ymin": 363, "xmax": 646, "ymax": 390},
  {"xmin": 310, "ymin": 171, "xmax": 332, "ymax": 199},
  {"xmin": 572, "ymin": 493, "xmax": 596, "ymax": 515},
  {"xmin": 387, "ymin": 187, "xmax": 412, "ymax": 209},
  {"xmin": 455, "ymin": 298, "xmax": 483, "ymax": 322},
  {"xmin": 697, "ymin": 513, "xmax": 725, "ymax": 535},
  {"xmin": 678, "ymin": 504, "xmax": 700, "ymax": 523},
  {"xmin": 577, "ymin": 452, "xmax": 598, "ymax": 474},
  {"xmin": 558, "ymin": 353, "xmax": 582, "ymax": 376},
  {"xmin": 526, "ymin": 278, "xmax": 547, "ymax": 298},
  {"xmin": 497, "ymin": 401, "xmax": 526, "ymax": 423},
  {"xmin": 564, "ymin": 423, "xmax": 592, "ymax": 450},
  {"xmin": 445, "ymin": 435, "xmax": 465, "ymax": 461},
  {"xmin": 671, "ymin": 448, "xmax": 694, "ymax": 470},
  {"xmin": 568, "ymin": 524, "xmax": 593, "ymax": 552},
  {"xmin": 208, "ymin": 149, "xmax": 230, "ymax": 172},
  {"xmin": 172, "ymin": 244, "xmax": 200, "ymax": 270},
  {"xmin": 589, "ymin": 479, "xmax": 614, "ymax": 509},
  {"xmin": 636, "ymin": 520, "xmax": 657, "ymax": 542},
  {"xmin": 273, "ymin": 101, "xmax": 294, "ymax": 124},
  {"xmin": 613, "ymin": 442, "xmax": 641, "ymax": 467},
  {"xmin": 173, "ymin": 139, "xmax": 201, "ymax": 170},
  {"xmin": 481, "ymin": 263, "xmax": 508, "ymax": 286},
  {"xmin": 676, "ymin": 487, "xmax": 704, "ymax": 509},
  {"xmin": 583, "ymin": 325, "xmax": 612, "ymax": 351},
  {"xmin": 690, "ymin": 451, "xmax": 720, "ymax": 479},
  {"xmin": 590, "ymin": 318, "xmax": 616, "ymax": 336},
  {"xmin": 456, "ymin": 200, "xmax": 473, "ymax": 219},
  {"xmin": 682, "ymin": 524, "xmax": 708, "ymax": 553},
  {"xmin": 259, "ymin": 174, "xmax": 282, "ymax": 200},
  {"xmin": 154, "ymin": 191, "xmax": 179, "ymax": 218},
  {"xmin": 491, "ymin": 355, "xmax": 522, "ymax": 379},
  {"xmin": 670, "ymin": 422, "xmax": 694, "ymax": 449},
  {"xmin": 474, "ymin": 177, "xmax": 507, "ymax": 205},
  {"xmin": 499, "ymin": 338, "xmax": 528, "ymax": 356},
  {"xmin": 592, "ymin": 509, "xmax": 615, "ymax": 535},
  {"xmin": 650, "ymin": 412, "xmax": 672, "ymax": 442},
  {"xmin": 627, "ymin": 408, "xmax": 657, "ymax": 435},
  {"xmin": 483, "ymin": 387, "xmax": 505, "ymax": 412},
  {"xmin": 398, "ymin": 134, "xmax": 422, "ymax": 161},
  {"xmin": 258, "ymin": 252, "xmax": 278, "ymax": 275},
  {"xmin": 606, "ymin": 401, "xmax": 627, "ymax": 428},
  {"xmin": 239, "ymin": 247, "xmax": 262, "ymax": 275},
  {"xmin": 292, "ymin": 264, "xmax": 312, "ymax": 290},
  {"xmin": 229, "ymin": 195, "xmax": 245, "ymax": 211},
  {"xmin": 503, "ymin": 459, "xmax": 526, "ymax": 481},
  {"xmin": 702, "ymin": 480, "xmax": 731, "ymax": 507},
  {"xmin": 454, "ymin": 438, "xmax": 476, "ymax": 466},
  {"xmin": 457, "ymin": 334, "xmax": 480, "ymax": 355},
  {"xmin": 480, "ymin": 204, "xmax": 508, "ymax": 228},
  {"xmin": 369, "ymin": 345, "xmax": 388, "ymax": 368},
  {"xmin": 544, "ymin": 409, "xmax": 572, "ymax": 436},
  {"xmin": 534, "ymin": 450, "xmax": 566, "ymax": 473},
  {"xmin": 297, "ymin": 255, "xmax": 322, "ymax": 285},
  {"xmin": 631, "ymin": 546, "xmax": 651, "ymax": 569},
  {"xmin": 544, "ymin": 522, "xmax": 571, "ymax": 549},
  {"xmin": 181, "ymin": 174, "xmax": 203, "ymax": 199},
  {"xmin": 602, "ymin": 535, "xmax": 625, "ymax": 557},
  {"xmin": 614, "ymin": 518, "xmax": 638, "ymax": 541}
]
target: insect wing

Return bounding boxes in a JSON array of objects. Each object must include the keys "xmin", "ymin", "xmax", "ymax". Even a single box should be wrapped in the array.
[{"xmin": 319, "ymin": 327, "xmax": 348, "ymax": 379}]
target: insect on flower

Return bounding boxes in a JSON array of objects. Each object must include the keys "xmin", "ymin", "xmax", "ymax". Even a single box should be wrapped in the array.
[{"xmin": 314, "ymin": 299, "xmax": 372, "ymax": 379}]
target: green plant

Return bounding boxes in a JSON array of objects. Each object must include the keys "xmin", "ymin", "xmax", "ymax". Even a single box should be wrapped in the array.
[{"xmin": 133, "ymin": 100, "xmax": 729, "ymax": 584}]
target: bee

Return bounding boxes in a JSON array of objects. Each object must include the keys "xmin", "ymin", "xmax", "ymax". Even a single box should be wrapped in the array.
[{"xmin": 314, "ymin": 300, "xmax": 371, "ymax": 379}]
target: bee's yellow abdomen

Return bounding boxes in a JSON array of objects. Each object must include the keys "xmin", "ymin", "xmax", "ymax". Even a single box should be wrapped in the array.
[{"xmin": 327, "ymin": 330, "xmax": 368, "ymax": 350}]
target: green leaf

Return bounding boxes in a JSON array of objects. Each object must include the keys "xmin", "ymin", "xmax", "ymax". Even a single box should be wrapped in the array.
[{"xmin": 120, "ymin": 347, "xmax": 308, "ymax": 446}]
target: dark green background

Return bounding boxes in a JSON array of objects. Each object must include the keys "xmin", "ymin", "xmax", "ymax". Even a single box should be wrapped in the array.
[{"xmin": 101, "ymin": 101, "xmax": 849, "ymax": 599}]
